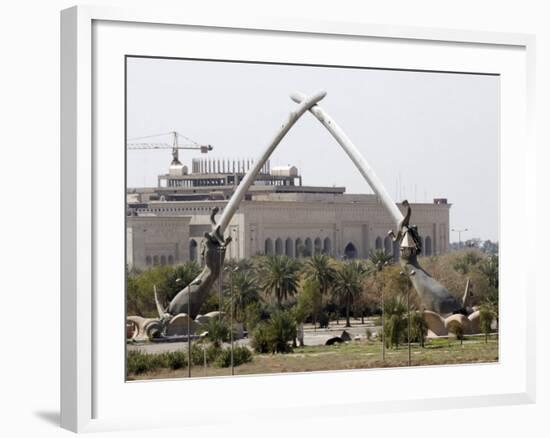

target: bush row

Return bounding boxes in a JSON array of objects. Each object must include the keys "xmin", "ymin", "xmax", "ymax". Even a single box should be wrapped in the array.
[
  {"xmin": 127, "ymin": 350, "xmax": 188, "ymax": 375},
  {"xmin": 127, "ymin": 345, "xmax": 252, "ymax": 376}
]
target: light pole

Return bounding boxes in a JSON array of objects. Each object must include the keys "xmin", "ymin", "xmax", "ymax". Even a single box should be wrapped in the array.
[
  {"xmin": 407, "ymin": 278, "xmax": 411, "ymax": 367},
  {"xmin": 400, "ymin": 270, "xmax": 413, "ymax": 367},
  {"xmin": 452, "ymin": 228, "xmax": 468, "ymax": 249},
  {"xmin": 224, "ymin": 265, "xmax": 239, "ymax": 376},
  {"xmin": 377, "ymin": 261, "xmax": 389, "ymax": 362},
  {"xmin": 230, "ymin": 266, "xmax": 238, "ymax": 375},
  {"xmin": 187, "ymin": 279, "xmax": 202, "ymax": 378},
  {"xmin": 218, "ymin": 245, "xmax": 226, "ymax": 315}
]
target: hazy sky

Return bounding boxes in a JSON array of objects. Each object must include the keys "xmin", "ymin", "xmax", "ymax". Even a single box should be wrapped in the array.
[{"xmin": 126, "ymin": 57, "xmax": 499, "ymax": 242}]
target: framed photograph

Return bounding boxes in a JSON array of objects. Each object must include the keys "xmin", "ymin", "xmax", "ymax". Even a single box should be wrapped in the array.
[{"xmin": 61, "ymin": 5, "xmax": 536, "ymax": 432}]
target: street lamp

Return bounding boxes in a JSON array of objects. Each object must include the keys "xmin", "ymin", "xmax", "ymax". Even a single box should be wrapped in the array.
[
  {"xmin": 187, "ymin": 278, "xmax": 201, "ymax": 378},
  {"xmin": 407, "ymin": 276, "xmax": 412, "ymax": 367},
  {"xmin": 377, "ymin": 261, "xmax": 389, "ymax": 362},
  {"xmin": 218, "ymin": 245, "xmax": 226, "ymax": 315},
  {"xmin": 400, "ymin": 270, "xmax": 414, "ymax": 367},
  {"xmin": 224, "ymin": 265, "xmax": 239, "ymax": 375},
  {"xmin": 451, "ymin": 228, "xmax": 468, "ymax": 249}
]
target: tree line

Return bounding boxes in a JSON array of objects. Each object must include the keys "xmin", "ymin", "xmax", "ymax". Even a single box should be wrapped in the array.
[{"xmin": 127, "ymin": 248, "xmax": 499, "ymax": 349}]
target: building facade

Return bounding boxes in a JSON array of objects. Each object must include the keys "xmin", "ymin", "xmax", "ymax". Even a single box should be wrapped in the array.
[{"xmin": 127, "ymin": 158, "xmax": 450, "ymax": 270}]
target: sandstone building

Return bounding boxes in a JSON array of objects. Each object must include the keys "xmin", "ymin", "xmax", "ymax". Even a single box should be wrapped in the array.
[{"xmin": 127, "ymin": 158, "xmax": 450, "ymax": 270}]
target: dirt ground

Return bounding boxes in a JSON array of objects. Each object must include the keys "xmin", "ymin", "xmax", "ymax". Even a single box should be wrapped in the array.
[{"xmin": 127, "ymin": 335, "xmax": 499, "ymax": 381}]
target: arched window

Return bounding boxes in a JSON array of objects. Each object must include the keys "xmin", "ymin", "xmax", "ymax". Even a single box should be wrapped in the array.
[
  {"xmin": 160, "ymin": 255, "xmax": 166, "ymax": 266},
  {"xmin": 323, "ymin": 237, "xmax": 332, "ymax": 255},
  {"xmin": 145, "ymin": 256, "xmax": 152, "ymax": 266},
  {"xmin": 275, "ymin": 238, "xmax": 283, "ymax": 255},
  {"xmin": 167, "ymin": 255, "xmax": 174, "ymax": 265},
  {"xmin": 304, "ymin": 238, "xmax": 313, "ymax": 257},
  {"xmin": 384, "ymin": 236, "xmax": 392, "ymax": 256},
  {"xmin": 375, "ymin": 237, "xmax": 383, "ymax": 250},
  {"xmin": 295, "ymin": 238, "xmax": 304, "ymax": 257},
  {"xmin": 314, "ymin": 238, "xmax": 322, "ymax": 255},
  {"xmin": 265, "ymin": 238, "xmax": 273, "ymax": 255},
  {"xmin": 425, "ymin": 236, "xmax": 432, "ymax": 256},
  {"xmin": 285, "ymin": 238, "xmax": 293, "ymax": 257},
  {"xmin": 153, "ymin": 255, "xmax": 159, "ymax": 266},
  {"xmin": 344, "ymin": 242, "xmax": 357, "ymax": 259},
  {"xmin": 189, "ymin": 239, "xmax": 198, "ymax": 262}
]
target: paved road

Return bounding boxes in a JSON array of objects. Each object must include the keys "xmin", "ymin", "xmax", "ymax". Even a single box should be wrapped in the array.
[{"xmin": 128, "ymin": 319, "xmax": 382, "ymax": 354}]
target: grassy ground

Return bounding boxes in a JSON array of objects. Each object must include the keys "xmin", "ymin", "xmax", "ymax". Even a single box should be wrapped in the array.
[{"xmin": 127, "ymin": 335, "xmax": 498, "ymax": 381}]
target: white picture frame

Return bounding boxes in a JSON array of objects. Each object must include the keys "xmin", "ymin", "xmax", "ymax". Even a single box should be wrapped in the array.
[{"xmin": 60, "ymin": 5, "xmax": 536, "ymax": 433}]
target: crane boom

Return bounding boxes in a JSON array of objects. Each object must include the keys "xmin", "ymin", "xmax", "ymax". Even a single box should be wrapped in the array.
[
  {"xmin": 127, "ymin": 143, "xmax": 212, "ymax": 152},
  {"xmin": 126, "ymin": 131, "xmax": 213, "ymax": 164}
]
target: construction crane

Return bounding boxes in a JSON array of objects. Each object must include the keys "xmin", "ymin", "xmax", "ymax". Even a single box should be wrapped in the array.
[{"xmin": 127, "ymin": 131, "xmax": 213, "ymax": 165}]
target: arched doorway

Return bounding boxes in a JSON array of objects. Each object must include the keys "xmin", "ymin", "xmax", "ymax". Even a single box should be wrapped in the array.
[
  {"xmin": 285, "ymin": 238, "xmax": 294, "ymax": 257},
  {"xmin": 275, "ymin": 238, "xmax": 283, "ymax": 255},
  {"xmin": 425, "ymin": 236, "xmax": 432, "ymax": 256},
  {"xmin": 304, "ymin": 238, "xmax": 313, "ymax": 257},
  {"xmin": 189, "ymin": 239, "xmax": 198, "ymax": 262},
  {"xmin": 265, "ymin": 238, "xmax": 273, "ymax": 255},
  {"xmin": 323, "ymin": 237, "xmax": 332, "ymax": 255},
  {"xmin": 314, "ymin": 237, "xmax": 322, "ymax": 254},
  {"xmin": 344, "ymin": 242, "xmax": 357, "ymax": 259},
  {"xmin": 375, "ymin": 236, "xmax": 383, "ymax": 251},
  {"xmin": 295, "ymin": 238, "xmax": 304, "ymax": 257}
]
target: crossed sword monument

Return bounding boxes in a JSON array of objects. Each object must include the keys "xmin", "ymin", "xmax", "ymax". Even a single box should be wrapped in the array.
[{"xmin": 129, "ymin": 90, "xmax": 480, "ymax": 342}]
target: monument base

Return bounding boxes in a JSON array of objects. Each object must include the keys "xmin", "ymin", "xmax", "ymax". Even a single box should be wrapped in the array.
[{"xmin": 423, "ymin": 309, "xmax": 483, "ymax": 337}]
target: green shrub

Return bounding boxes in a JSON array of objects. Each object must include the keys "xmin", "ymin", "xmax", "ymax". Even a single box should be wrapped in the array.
[
  {"xmin": 191, "ymin": 343, "xmax": 207, "ymax": 366},
  {"xmin": 214, "ymin": 346, "xmax": 253, "ymax": 368},
  {"xmin": 251, "ymin": 310, "xmax": 296, "ymax": 354},
  {"xmin": 385, "ymin": 314, "xmax": 406, "ymax": 349},
  {"xmin": 164, "ymin": 350, "xmax": 188, "ymax": 370},
  {"xmin": 127, "ymin": 350, "xmax": 156, "ymax": 375},
  {"xmin": 251, "ymin": 323, "xmax": 272, "ymax": 353},
  {"xmin": 205, "ymin": 318, "xmax": 231, "ymax": 347},
  {"xmin": 479, "ymin": 304, "xmax": 493, "ymax": 343},
  {"xmin": 244, "ymin": 302, "xmax": 263, "ymax": 331},
  {"xmin": 206, "ymin": 344, "xmax": 223, "ymax": 363},
  {"xmin": 233, "ymin": 345, "xmax": 253, "ymax": 366},
  {"xmin": 269, "ymin": 310, "xmax": 297, "ymax": 353},
  {"xmin": 127, "ymin": 350, "xmax": 187, "ymax": 375},
  {"xmin": 411, "ymin": 312, "xmax": 428, "ymax": 347}
]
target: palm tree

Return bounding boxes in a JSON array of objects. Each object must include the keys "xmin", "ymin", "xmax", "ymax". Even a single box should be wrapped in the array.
[
  {"xmin": 224, "ymin": 270, "xmax": 260, "ymax": 323},
  {"xmin": 368, "ymin": 250, "xmax": 394, "ymax": 269},
  {"xmin": 224, "ymin": 257, "xmax": 254, "ymax": 273},
  {"xmin": 383, "ymin": 296, "xmax": 407, "ymax": 349},
  {"xmin": 304, "ymin": 254, "xmax": 337, "ymax": 297},
  {"xmin": 171, "ymin": 262, "xmax": 201, "ymax": 291},
  {"xmin": 333, "ymin": 261, "xmax": 367, "ymax": 327},
  {"xmin": 258, "ymin": 255, "xmax": 301, "ymax": 307}
]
